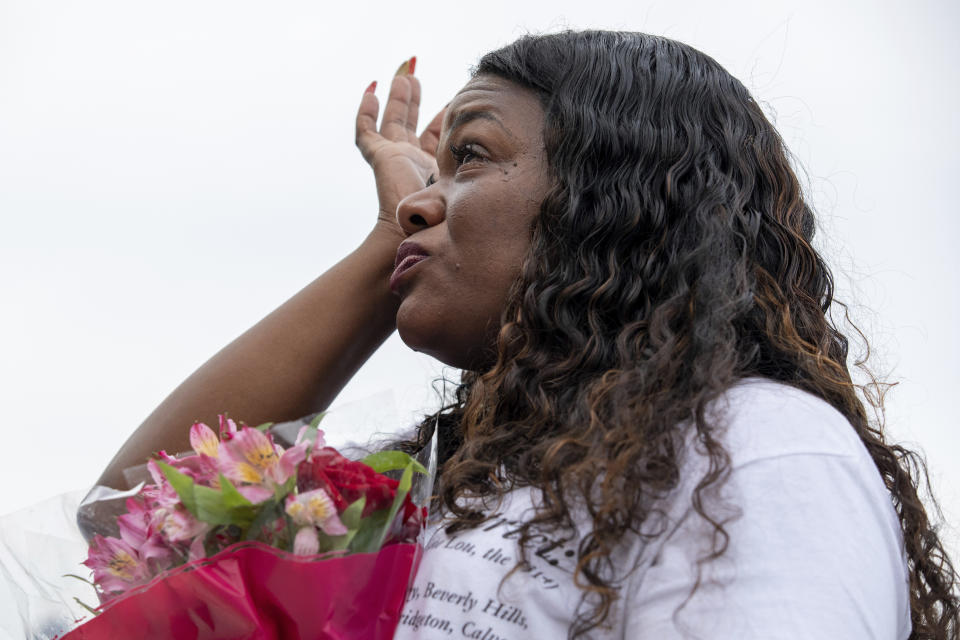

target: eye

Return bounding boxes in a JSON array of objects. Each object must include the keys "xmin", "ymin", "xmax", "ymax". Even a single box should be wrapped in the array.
[
  {"xmin": 449, "ymin": 142, "xmax": 484, "ymax": 167},
  {"xmin": 425, "ymin": 173, "xmax": 436, "ymax": 187}
]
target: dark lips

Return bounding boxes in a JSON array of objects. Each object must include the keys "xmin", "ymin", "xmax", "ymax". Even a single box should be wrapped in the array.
[{"xmin": 390, "ymin": 241, "xmax": 429, "ymax": 293}]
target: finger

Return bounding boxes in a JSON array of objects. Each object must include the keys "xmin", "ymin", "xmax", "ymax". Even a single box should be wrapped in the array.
[
  {"xmin": 355, "ymin": 81, "xmax": 381, "ymax": 160},
  {"xmin": 405, "ymin": 75, "xmax": 422, "ymax": 145},
  {"xmin": 419, "ymin": 106, "xmax": 446, "ymax": 158},
  {"xmin": 380, "ymin": 74, "xmax": 412, "ymax": 142}
]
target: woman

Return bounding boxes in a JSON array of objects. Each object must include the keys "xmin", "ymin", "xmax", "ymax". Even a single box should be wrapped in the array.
[{"xmin": 98, "ymin": 31, "xmax": 958, "ymax": 638}]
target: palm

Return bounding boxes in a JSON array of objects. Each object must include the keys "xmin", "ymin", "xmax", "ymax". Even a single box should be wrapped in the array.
[{"xmin": 355, "ymin": 74, "xmax": 444, "ymax": 234}]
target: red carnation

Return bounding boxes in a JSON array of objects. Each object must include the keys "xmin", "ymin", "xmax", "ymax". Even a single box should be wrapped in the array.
[
  {"xmin": 297, "ymin": 447, "xmax": 400, "ymax": 517},
  {"xmin": 389, "ymin": 500, "xmax": 427, "ymax": 545}
]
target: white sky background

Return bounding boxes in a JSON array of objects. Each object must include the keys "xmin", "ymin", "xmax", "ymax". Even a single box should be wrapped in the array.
[{"xmin": 1, "ymin": 0, "xmax": 957, "ymax": 558}]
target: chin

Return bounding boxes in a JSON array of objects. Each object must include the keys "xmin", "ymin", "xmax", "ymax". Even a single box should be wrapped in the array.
[
  {"xmin": 397, "ymin": 326, "xmax": 464, "ymax": 370},
  {"xmin": 395, "ymin": 312, "xmax": 494, "ymax": 372}
]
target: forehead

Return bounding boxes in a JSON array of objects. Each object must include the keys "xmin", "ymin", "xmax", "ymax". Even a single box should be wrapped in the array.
[{"xmin": 441, "ymin": 75, "xmax": 544, "ymax": 140}]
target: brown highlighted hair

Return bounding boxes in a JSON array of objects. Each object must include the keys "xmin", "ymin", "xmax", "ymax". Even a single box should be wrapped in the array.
[{"xmin": 397, "ymin": 31, "xmax": 958, "ymax": 639}]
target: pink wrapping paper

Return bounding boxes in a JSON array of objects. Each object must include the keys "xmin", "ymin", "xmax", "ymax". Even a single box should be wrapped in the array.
[{"xmin": 63, "ymin": 541, "xmax": 421, "ymax": 640}]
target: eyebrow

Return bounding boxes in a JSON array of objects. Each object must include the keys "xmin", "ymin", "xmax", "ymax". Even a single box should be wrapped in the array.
[{"xmin": 447, "ymin": 109, "xmax": 510, "ymax": 137}]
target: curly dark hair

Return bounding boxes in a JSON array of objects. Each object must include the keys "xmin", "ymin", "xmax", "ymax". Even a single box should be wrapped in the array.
[{"xmin": 395, "ymin": 31, "xmax": 958, "ymax": 639}]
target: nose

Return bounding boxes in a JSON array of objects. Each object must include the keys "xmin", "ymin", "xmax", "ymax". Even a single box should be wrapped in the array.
[{"xmin": 396, "ymin": 183, "xmax": 445, "ymax": 235}]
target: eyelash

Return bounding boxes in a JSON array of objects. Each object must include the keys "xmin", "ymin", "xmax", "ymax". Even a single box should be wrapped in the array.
[
  {"xmin": 449, "ymin": 142, "xmax": 483, "ymax": 167},
  {"xmin": 425, "ymin": 143, "xmax": 484, "ymax": 187}
]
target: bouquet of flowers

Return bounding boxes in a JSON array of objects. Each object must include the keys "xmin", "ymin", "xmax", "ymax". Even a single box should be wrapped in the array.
[{"xmin": 64, "ymin": 414, "xmax": 432, "ymax": 639}]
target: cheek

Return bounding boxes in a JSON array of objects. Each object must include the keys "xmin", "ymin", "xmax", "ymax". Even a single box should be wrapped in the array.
[
  {"xmin": 446, "ymin": 184, "xmax": 538, "ymax": 275},
  {"xmin": 396, "ymin": 169, "xmax": 544, "ymax": 368}
]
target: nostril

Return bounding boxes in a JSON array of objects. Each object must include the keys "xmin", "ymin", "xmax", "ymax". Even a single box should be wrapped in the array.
[{"xmin": 410, "ymin": 214, "xmax": 427, "ymax": 227}]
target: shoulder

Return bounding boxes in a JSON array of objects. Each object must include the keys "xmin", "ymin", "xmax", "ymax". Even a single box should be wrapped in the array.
[
  {"xmin": 708, "ymin": 378, "xmax": 870, "ymax": 467},
  {"xmin": 702, "ymin": 379, "xmax": 908, "ymax": 590},
  {"xmin": 625, "ymin": 378, "xmax": 912, "ymax": 638}
]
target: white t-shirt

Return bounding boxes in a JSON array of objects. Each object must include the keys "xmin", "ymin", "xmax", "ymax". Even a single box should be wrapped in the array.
[{"xmin": 393, "ymin": 380, "xmax": 911, "ymax": 639}]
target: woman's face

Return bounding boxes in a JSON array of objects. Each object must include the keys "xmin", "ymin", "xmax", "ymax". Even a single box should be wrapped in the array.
[{"xmin": 390, "ymin": 75, "xmax": 550, "ymax": 370}]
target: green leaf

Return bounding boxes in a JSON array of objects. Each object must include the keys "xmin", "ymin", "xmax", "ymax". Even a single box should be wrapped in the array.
[
  {"xmin": 193, "ymin": 478, "xmax": 258, "ymax": 528},
  {"xmin": 361, "ymin": 450, "xmax": 428, "ymax": 475},
  {"xmin": 193, "ymin": 485, "xmax": 230, "ymax": 525},
  {"xmin": 340, "ymin": 497, "xmax": 366, "ymax": 530},
  {"xmin": 274, "ymin": 475, "xmax": 297, "ymax": 502},
  {"xmin": 63, "ymin": 573, "xmax": 96, "ymax": 588},
  {"xmin": 377, "ymin": 463, "xmax": 414, "ymax": 546},
  {"xmin": 218, "ymin": 475, "xmax": 252, "ymax": 508},
  {"xmin": 348, "ymin": 508, "xmax": 392, "ymax": 554},
  {"xmin": 397, "ymin": 461, "xmax": 414, "ymax": 494},
  {"xmin": 254, "ymin": 422, "xmax": 275, "ymax": 432},
  {"xmin": 317, "ymin": 528, "xmax": 356, "ymax": 552},
  {"xmin": 74, "ymin": 596, "xmax": 101, "ymax": 617},
  {"xmin": 156, "ymin": 460, "xmax": 198, "ymax": 517},
  {"xmin": 155, "ymin": 463, "xmax": 262, "ymax": 529},
  {"xmin": 308, "ymin": 412, "xmax": 326, "ymax": 429},
  {"xmin": 373, "ymin": 463, "xmax": 414, "ymax": 550}
]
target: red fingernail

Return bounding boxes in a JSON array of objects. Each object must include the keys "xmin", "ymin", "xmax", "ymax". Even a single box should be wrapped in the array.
[
  {"xmin": 365, "ymin": 80, "xmax": 377, "ymax": 94},
  {"xmin": 408, "ymin": 56, "xmax": 417, "ymax": 76}
]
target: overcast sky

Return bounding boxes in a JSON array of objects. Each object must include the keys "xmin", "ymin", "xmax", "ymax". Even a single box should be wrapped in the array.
[{"xmin": 1, "ymin": 0, "xmax": 957, "ymax": 554}]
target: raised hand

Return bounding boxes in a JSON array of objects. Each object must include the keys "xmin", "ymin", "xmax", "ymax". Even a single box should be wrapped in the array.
[
  {"xmin": 98, "ymin": 62, "xmax": 445, "ymax": 491},
  {"xmin": 355, "ymin": 58, "xmax": 445, "ymax": 239}
]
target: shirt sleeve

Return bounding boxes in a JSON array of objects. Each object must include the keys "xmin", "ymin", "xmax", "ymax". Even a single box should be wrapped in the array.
[{"xmin": 622, "ymin": 450, "xmax": 911, "ymax": 640}]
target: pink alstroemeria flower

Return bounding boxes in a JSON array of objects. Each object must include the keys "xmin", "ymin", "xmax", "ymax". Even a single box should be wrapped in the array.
[
  {"xmin": 217, "ymin": 426, "xmax": 309, "ymax": 489},
  {"xmin": 190, "ymin": 421, "xmax": 220, "ymax": 457},
  {"xmin": 293, "ymin": 526, "xmax": 320, "ymax": 556},
  {"xmin": 141, "ymin": 459, "xmax": 213, "ymax": 546},
  {"xmin": 235, "ymin": 484, "xmax": 274, "ymax": 504},
  {"xmin": 143, "ymin": 459, "xmax": 185, "ymax": 510},
  {"xmin": 184, "ymin": 421, "xmax": 227, "ymax": 485},
  {"xmin": 84, "ymin": 535, "xmax": 153, "ymax": 597},
  {"xmin": 188, "ymin": 535, "xmax": 207, "ymax": 561},
  {"xmin": 219, "ymin": 415, "xmax": 239, "ymax": 440},
  {"xmin": 284, "ymin": 488, "xmax": 348, "ymax": 536},
  {"xmin": 116, "ymin": 497, "xmax": 173, "ymax": 564},
  {"xmin": 158, "ymin": 507, "xmax": 211, "ymax": 543}
]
